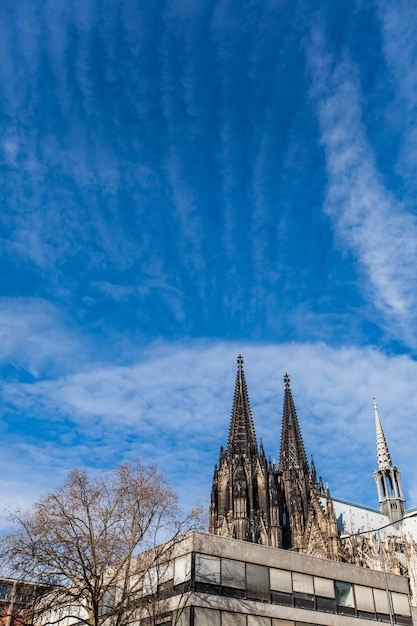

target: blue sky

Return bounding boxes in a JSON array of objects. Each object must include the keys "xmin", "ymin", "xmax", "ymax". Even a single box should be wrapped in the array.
[{"xmin": 1, "ymin": 0, "xmax": 417, "ymax": 527}]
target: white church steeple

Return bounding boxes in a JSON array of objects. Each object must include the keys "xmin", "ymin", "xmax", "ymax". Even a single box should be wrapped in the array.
[{"xmin": 373, "ymin": 398, "xmax": 405, "ymax": 524}]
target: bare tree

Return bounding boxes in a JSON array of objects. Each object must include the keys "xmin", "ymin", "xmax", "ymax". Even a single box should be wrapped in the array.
[{"xmin": 0, "ymin": 460, "xmax": 202, "ymax": 626}]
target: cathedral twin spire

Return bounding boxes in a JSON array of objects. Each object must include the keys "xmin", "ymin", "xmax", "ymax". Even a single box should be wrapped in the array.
[
  {"xmin": 210, "ymin": 356, "xmax": 407, "ymax": 557},
  {"xmin": 227, "ymin": 355, "xmax": 258, "ymax": 458},
  {"xmin": 226, "ymin": 358, "xmax": 308, "ymax": 473},
  {"xmin": 226, "ymin": 357, "xmax": 309, "ymax": 478},
  {"xmin": 279, "ymin": 373, "xmax": 309, "ymax": 476},
  {"xmin": 210, "ymin": 356, "xmax": 316, "ymax": 548}
]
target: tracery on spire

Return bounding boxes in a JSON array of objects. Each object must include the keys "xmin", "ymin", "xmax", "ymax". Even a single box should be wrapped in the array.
[
  {"xmin": 279, "ymin": 373, "xmax": 309, "ymax": 474},
  {"xmin": 373, "ymin": 397, "xmax": 393, "ymax": 470},
  {"xmin": 372, "ymin": 398, "xmax": 405, "ymax": 522},
  {"xmin": 227, "ymin": 355, "xmax": 258, "ymax": 457}
]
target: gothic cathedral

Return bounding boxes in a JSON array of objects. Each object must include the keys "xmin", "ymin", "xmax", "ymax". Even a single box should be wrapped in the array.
[
  {"xmin": 210, "ymin": 355, "xmax": 339, "ymax": 558},
  {"xmin": 209, "ymin": 355, "xmax": 414, "ymax": 576}
]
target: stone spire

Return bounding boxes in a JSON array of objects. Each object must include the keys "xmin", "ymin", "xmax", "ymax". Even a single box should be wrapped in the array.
[
  {"xmin": 279, "ymin": 373, "xmax": 309, "ymax": 475},
  {"xmin": 374, "ymin": 398, "xmax": 393, "ymax": 470},
  {"xmin": 373, "ymin": 398, "xmax": 405, "ymax": 524},
  {"xmin": 209, "ymin": 356, "xmax": 280, "ymax": 546},
  {"xmin": 227, "ymin": 354, "xmax": 258, "ymax": 458},
  {"xmin": 278, "ymin": 374, "xmax": 311, "ymax": 549}
]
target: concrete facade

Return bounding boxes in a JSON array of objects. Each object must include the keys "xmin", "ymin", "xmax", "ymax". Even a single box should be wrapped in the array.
[{"xmin": 137, "ymin": 531, "xmax": 415, "ymax": 626}]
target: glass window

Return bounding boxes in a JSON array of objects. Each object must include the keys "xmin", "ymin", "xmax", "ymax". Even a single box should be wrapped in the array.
[
  {"xmin": 157, "ymin": 577, "xmax": 174, "ymax": 599},
  {"xmin": 222, "ymin": 611, "xmax": 246, "ymax": 626},
  {"xmin": 194, "ymin": 607, "xmax": 220, "ymax": 626},
  {"xmin": 354, "ymin": 585, "xmax": 375, "ymax": 612},
  {"xmin": 221, "ymin": 558, "xmax": 246, "ymax": 589},
  {"xmin": 143, "ymin": 568, "xmax": 158, "ymax": 596},
  {"xmin": 271, "ymin": 590, "xmax": 292, "ymax": 607},
  {"xmin": 314, "ymin": 576, "xmax": 334, "ymax": 598},
  {"xmin": 316, "ymin": 595, "xmax": 336, "ymax": 613},
  {"xmin": 391, "ymin": 592, "xmax": 411, "ymax": 616},
  {"xmin": 246, "ymin": 563, "xmax": 270, "ymax": 601},
  {"xmin": 156, "ymin": 561, "xmax": 174, "ymax": 584},
  {"xmin": 373, "ymin": 588, "xmax": 390, "ymax": 614},
  {"xmin": 292, "ymin": 573, "xmax": 314, "ymax": 595},
  {"xmin": 173, "ymin": 554, "xmax": 192, "ymax": 585},
  {"xmin": 293, "ymin": 591, "xmax": 314, "ymax": 610},
  {"xmin": 14, "ymin": 585, "xmax": 33, "ymax": 604},
  {"xmin": 0, "ymin": 584, "xmax": 13, "ymax": 601},
  {"xmin": 270, "ymin": 568, "xmax": 292, "ymax": 593},
  {"xmin": 334, "ymin": 580, "xmax": 355, "ymax": 607},
  {"xmin": 195, "ymin": 555, "xmax": 221, "ymax": 585}
]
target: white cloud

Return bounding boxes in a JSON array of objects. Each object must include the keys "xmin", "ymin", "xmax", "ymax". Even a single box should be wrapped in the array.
[
  {"xmin": 2, "ymin": 136, "xmax": 19, "ymax": 166},
  {"xmin": 2, "ymin": 339, "xmax": 417, "ymax": 532},
  {"xmin": 307, "ymin": 26, "xmax": 417, "ymax": 347},
  {"xmin": 377, "ymin": 1, "xmax": 417, "ymax": 190},
  {"xmin": 0, "ymin": 298, "xmax": 87, "ymax": 377}
]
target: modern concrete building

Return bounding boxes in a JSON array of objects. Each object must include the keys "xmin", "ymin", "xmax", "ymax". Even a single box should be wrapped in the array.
[
  {"xmin": 33, "ymin": 530, "xmax": 416, "ymax": 626},
  {"xmin": 138, "ymin": 531, "xmax": 415, "ymax": 626}
]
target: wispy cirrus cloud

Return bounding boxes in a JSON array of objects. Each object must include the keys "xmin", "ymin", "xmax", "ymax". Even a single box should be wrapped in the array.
[
  {"xmin": 307, "ymin": 23, "xmax": 417, "ymax": 345},
  {"xmin": 2, "ymin": 334, "xmax": 417, "ymax": 526},
  {"xmin": 0, "ymin": 0, "xmax": 339, "ymax": 344},
  {"xmin": 376, "ymin": 1, "xmax": 417, "ymax": 192},
  {"xmin": 2, "ymin": 0, "xmax": 417, "ymax": 532},
  {"xmin": 0, "ymin": 298, "xmax": 87, "ymax": 378}
]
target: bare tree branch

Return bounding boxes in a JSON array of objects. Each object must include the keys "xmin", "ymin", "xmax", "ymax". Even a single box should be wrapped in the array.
[{"xmin": 0, "ymin": 459, "xmax": 204, "ymax": 626}]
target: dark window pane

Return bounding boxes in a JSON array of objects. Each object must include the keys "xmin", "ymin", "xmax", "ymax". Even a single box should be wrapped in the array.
[
  {"xmin": 316, "ymin": 596, "xmax": 336, "ymax": 613},
  {"xmin": 0, "ymin": 585, "xmax": 13, "ymax": 601},
  {"xmin": 357, "ymin": 610, "xmax": 376, "ymax": 620},
  {"xmin": 173, "ymin": 582, "xmax": 190, "ymax": 595},
  {"xmin": 194, "ymin": 582, "xmax": 221, "ymax": 595},
  {"xmin": 395, "ymin": 616, "xmax": 413, "ymax": 626},
  {"xmin": 271, "ymin": 591, "xmax": 293, "ymax": 607},
  {"xmin": 337, "ymin": 605, "xmax": 356, "ymax": 616},
  {"xmin": 157, "ymin": 580, "xmax": 174, "ymax": 599},
  {"xmin": 222, "ymin": 586, "xmax": 246, "ymax": 599},
  {"xmin": 246, "ymin": 563, "xmax": 270, "ymax": 601},
  {"xmin": 293, "ymin": 592, "xmax": 314, "ymax": 611}
]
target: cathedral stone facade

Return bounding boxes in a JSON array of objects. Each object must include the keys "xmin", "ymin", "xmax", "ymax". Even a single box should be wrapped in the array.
[
  {"xmin": 210, "ymin": 356, "xmax": 417, "ymax": 601},
  {"xmin": 210, "ymin": 355, "xmax": 340, "ymax": 558}
]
